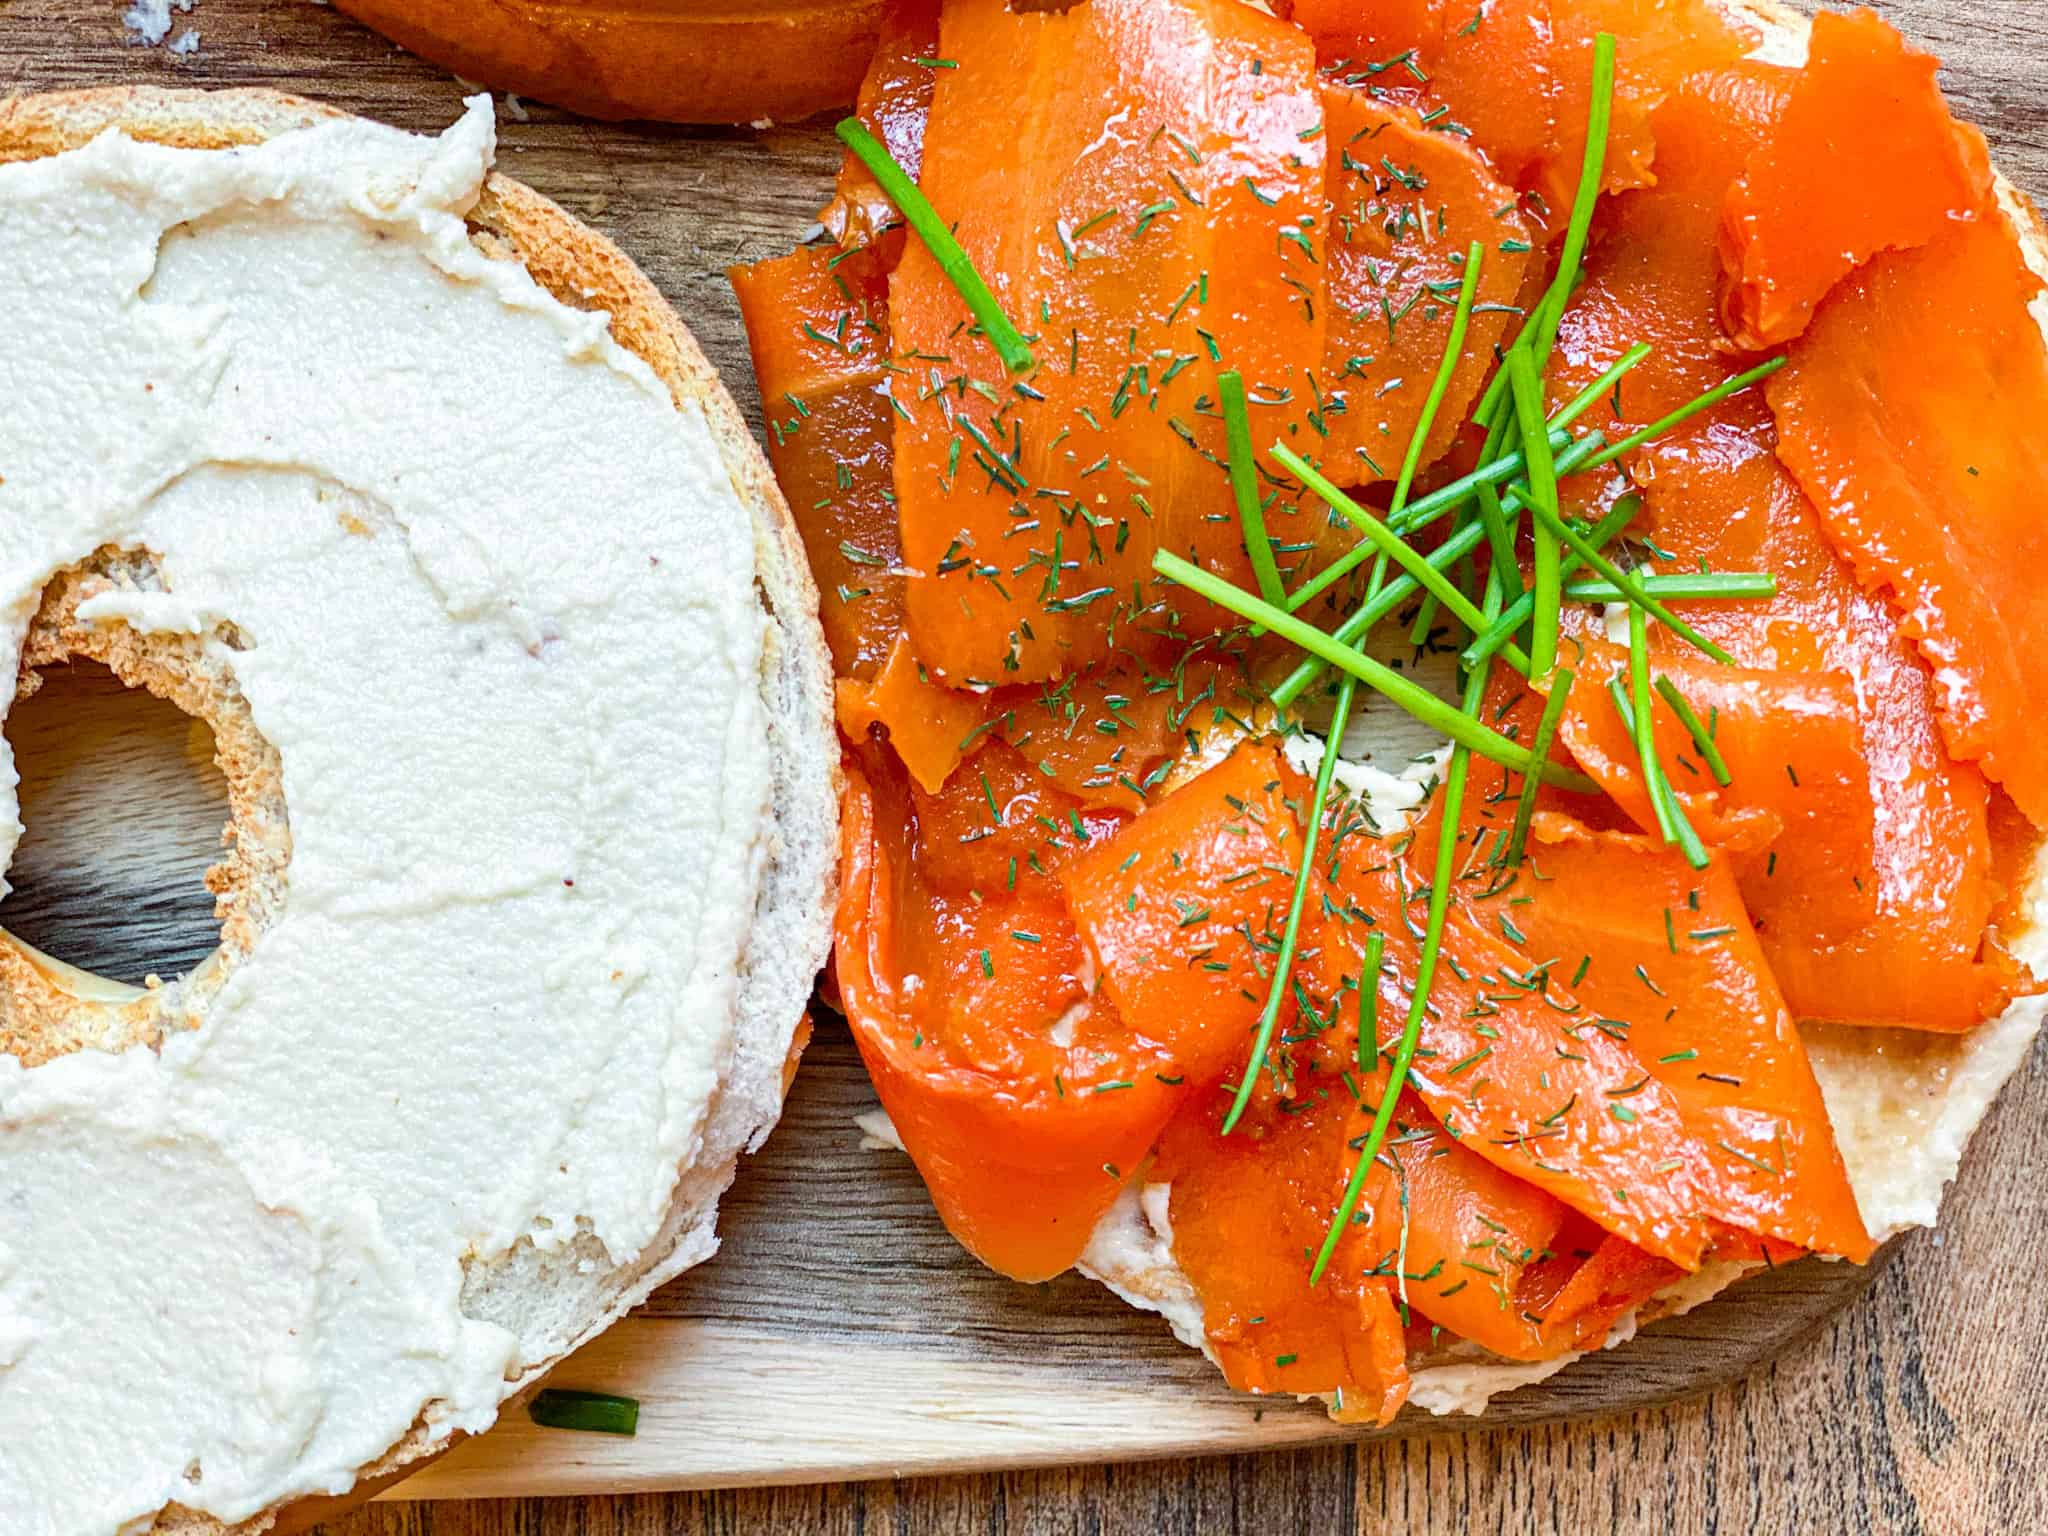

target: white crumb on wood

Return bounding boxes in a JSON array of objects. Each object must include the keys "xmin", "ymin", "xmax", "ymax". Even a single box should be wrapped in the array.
[{"xmin": 120, "ymin": 0, "xmax": 193, "ymax": 47}]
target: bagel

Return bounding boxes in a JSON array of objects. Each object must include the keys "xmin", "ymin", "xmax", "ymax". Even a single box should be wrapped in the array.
[
  {"xmin": 329, "ymin": 0, "xmax": 885, "ymax": 125},
  {"xmin": 0, "ymin": 87, "xmax": 835, "ymax": 1531},
  {"xmin": 1052, "ymin": 0, "xmax": 2048, "ymax": 1417}
]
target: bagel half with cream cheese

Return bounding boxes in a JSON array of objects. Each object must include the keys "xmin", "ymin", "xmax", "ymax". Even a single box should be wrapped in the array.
[
  {"xmin": 1049, "ymin": 0, "xmax": 2048, "ymax": 1418},
  {"xmin": 0, "ymin": 89, "xmax": 835, "ymax": 1532}
]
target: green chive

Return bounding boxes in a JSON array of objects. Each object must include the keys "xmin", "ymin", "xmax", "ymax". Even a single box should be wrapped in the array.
[
  {"xmin": 1507, "ymin": 349, "xmax": 1562, "ymax": 676},
  {"xmin": 1220, "ymin": 370, "xmax": 1285, "ymax": 607},
  {"xmin": 1390, "ymin": 241, "xmax": 1486, "ymax": 516},
  {"xmin": 1564, "ymin": 573, "xmax": 1777, "ymax": 602},
  {"xmin": 836, "ymin": 119, "xmax": 1034, "ymax": 372},
  {"xmin": 1506, "ymin": 667, "xmax": 1575, "ymax": 865},
  {"xmin": 1654, "ymin": 674, "xmax": 1732, "ymax": 787},
  {"xmin": 1313, "ymin": 662, "xmax": 1486, "ymax": 1285},
  {"xmin": 528, "ymin": 1389, "xmax": 640, "ymax": 1436},
  {"xmin": 1359, "ymin": 932, "xmax": 1386, "ymax": 1072},
  {"xmin": 1221, "ymin": 677, "xmax": 1357, "ymax": 1135}
]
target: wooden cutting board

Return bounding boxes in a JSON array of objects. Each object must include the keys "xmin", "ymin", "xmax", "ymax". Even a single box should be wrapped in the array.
[{"xmin": 4, "ymin": 0, "xmax": 2044, "ymax": 1503}]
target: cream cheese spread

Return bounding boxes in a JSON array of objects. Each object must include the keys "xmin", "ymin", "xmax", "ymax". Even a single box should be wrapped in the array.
[{"xmin": 0, "ymin": 100, "xmax": 771, "ymax": 1531}]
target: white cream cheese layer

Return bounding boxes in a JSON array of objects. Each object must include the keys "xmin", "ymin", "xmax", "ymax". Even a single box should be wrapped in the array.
[{"xmin": 0, "ymin": 100, "xmax": 770, "ymax": 1531}]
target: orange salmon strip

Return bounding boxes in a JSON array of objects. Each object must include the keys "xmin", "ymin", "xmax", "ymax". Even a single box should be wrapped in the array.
[
  {"xmin": 836, "ymin": 743, "xmax": 1185, "ymax": 1281},
  {"xmin": 1548, "ymin": 64, "xmax": 2013, "ymax": 1030},
  {"xmin": 892, "ymin": 0, "xmax": 1326, "ymax": 683},
  {"xmin": 1771, "ymin": 215, "xmax": 2048, "ymax": 833},
  {"xmin": 730, "ymin": 244, "xmax": 903, "ymax": 680},
  {"xmin": 1316, "ymin": 86, "xmax": 1534, "ymax": 488},
  {"xmin": 1720, "ymin": 8, "xmax": 1992, "ymax": 348}
]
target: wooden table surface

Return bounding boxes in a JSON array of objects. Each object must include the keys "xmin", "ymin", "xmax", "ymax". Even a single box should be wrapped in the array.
[{"xmin": 7, "ymin": 0, "xmax": 2048, "ymax": 1531}]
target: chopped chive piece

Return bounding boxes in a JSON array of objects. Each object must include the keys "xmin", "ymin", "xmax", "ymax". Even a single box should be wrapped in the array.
[
  {"xmin": 1626, "ymin": 606, "xmax": 1675, "ymax": 843},
  {"xmin": 1623, "ymin": 609, "xmax": 1710, "ymax": 870},
  {"xmin": 528, "ymin": 1389, "xmax": 640, "ymax": 1436},
  {"xmin": 1220, "ymin": 370, "xmax": 1285, "ymax": 607},
  {"xmin": 1472, "ymin": 31, "xmax": 1617, "ymax": 425},
  {"xmin": 1564, "ymin": 573, "xmax": 1777, "ymax": 602},
  {"xmin": 835, "ymin": 119, "xmax": 1034, "ymax": 372},
  {"xmin": 1153, "ymin": 551, "xmax": 1597, "ymax": 791},
  {"xmin": 1390, "ymin": 241, "xmax": 1486, "ymax": 516},
  {"xmin": 1313, "ymin": 662, "xmax": 1487, "ymax": 1285},
  {"xmin": 1222, "ymin": 678, "xmax": 1357, "ymax": 1135},
  {"xmin": 1506, "ymin": 667, "xmax": 1575, "ymax": 865},
  {"xmin": 1576, "ymin": 357, "xmax": 1788, "ymax": 474},
  {"xmin": 1358, "ymin": 932, "xmax": 1386, "ymax": 1072},
  {"xmin": 1654, "ymin": 674, "xmax": 1732, "ymax": 787},
  {"xmin": 1530, "ymin": 33, "xmax": 1617, "ymax": 367}
]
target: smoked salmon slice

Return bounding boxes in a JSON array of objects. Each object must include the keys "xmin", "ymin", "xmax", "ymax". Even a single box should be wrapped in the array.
[
  {"xmin": 1505, "ymin": 819, "xmax": 1874, "ymax": 1259},
  {"xmin": 823, "ymin": 0, "xmax": 941, "ymax": 255},
  {"xmin": 839, "ymin": 636, "xmax": 1248, "ymax": 805},
  {"xmin": 1548, "ymin": 64, "xmax": 2013, "ymax": 1031},
  {"xmin": 1317, "ymin": 86, "xmax": 1535, "ymax": 486},
  {"xmin": 1771, "ymin": 216, "xmax": 2048, "ymax": 832},
  {"xmin": 730, "ymin": 244, "xmax": 903, "ymax": 679},
  {"xmin": 1060, "ymin": 743, "xmax": 1346, "ymax": 1095},
  {"xmin": 1153, "ymin": 1088, "xmax": 1411, "ymax": 1419},
  {"xmin": 1719, "ymin": 8, "xmax": 1993, "ymax": 348},
  {"xmin": 1340, "ymin": 1093, "xmax": 1681, "ymax": 1361},
  {"xmin": 1290, "ymin": 0, "xmax": 1558, "ymax": 187},
  {"xmin": 1546, "ymin": 633, "xmax": 1878, "ymax": 928},
  {"xmin": 1537, "ymin": 0, "xmax": 1753, "ymax": 214},
  {"xmin": 891, "ymin": 0, "xmax": 1327, "ymax": 683},
  {"xmin": 837, "ymin": 743, "xmax": 1186, "ymax": 1281},
  {"xmin": 1328, "ymin": 791, "xmax": 1723, "ymax": 1270}
]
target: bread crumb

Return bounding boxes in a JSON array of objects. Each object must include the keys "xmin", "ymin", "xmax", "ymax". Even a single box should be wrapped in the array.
[{"xmin": 120, "ymin": 0, "xmax": 194, "ymax": 47}]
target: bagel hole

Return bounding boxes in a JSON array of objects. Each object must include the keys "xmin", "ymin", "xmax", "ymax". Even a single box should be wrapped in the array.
[{"xmin": 1, "ymin": 660, "xmax": 230, "ymax": 985}]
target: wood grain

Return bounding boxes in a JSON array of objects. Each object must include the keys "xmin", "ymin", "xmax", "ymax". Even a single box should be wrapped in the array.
[{"xmin": 4, "ymin": 0, "xmax": 2046, "ymax": 1531}]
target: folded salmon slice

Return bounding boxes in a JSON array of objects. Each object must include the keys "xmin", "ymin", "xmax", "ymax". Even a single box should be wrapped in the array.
[
  {"xmin": 822, "ymin": 0, "xmax": 940, "ymax": 255},
  {"xmin": 1316, "ymin": 87, "xmax": 1534, "ymax": 487},
  {"xmin": 840, "ymin": 635, "xmax": 1249, "ymax": 805},
  {"xmin": 1771, "ymin": 216, "xmax": 2048, "ymax": 833},
  {"xmin": 1153, "ymin": 1089, "xmax": 1411, "ymax": 1420},
  {"xmin": 838, "ymin": 742, "xmax": 1194, "ymax": 1281},
  {"xmin": 1290, "ymin": 0, "xmax": 1558, "ymax": 187},
  {"xmin": 893, "ymin": 0, "xmax": 1326, "ymax": 683},
  {"xmin": 1720, "ymin": 8, "xmax": 1993, "ymax": 348},
  {"xmin": 1546, "ymin": 634, "xmax": 1878, "ymax": 943},
  {"xmin": 731, "ymin": 244, "xmax": 903, "ymax": 680},
  {"xmin": 835, "ymin": 631, "xmax": 989, "ymax": 793},
  {"xmin": 1548, "ymin": 64, "xmax": 2013, "ymax": 1030},
  {"xmin": 1536, "ymin": 0, "xmax": 1753, "ymax": 214},
  {"xmin": 1316, "ymin": 795, "xmax": 1722, "ymax": 1269},
  {"xmin": 1061, "ymin": 743, "xmax": 1350, "ymax": 1094},
  {"xmin": 1505, "ymin": 819, "xmax": 1874, "ymax": 1258},
  {"xmin": 1342, "ymin": 1092, "xmax": 1681, "ymax": 1361}
]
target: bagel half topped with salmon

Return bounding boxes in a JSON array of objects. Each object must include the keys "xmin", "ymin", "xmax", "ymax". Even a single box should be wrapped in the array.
[
  {"xmin": 0, "ymin": 89, "xmax": 835, "ymax": 1531},
  {"xmin": 734, "ymin": 0, "xmax": 2048, "ymax": 1421}
]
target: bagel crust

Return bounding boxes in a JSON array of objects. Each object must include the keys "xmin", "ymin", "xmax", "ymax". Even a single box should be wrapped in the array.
[{"xmin": 0, "ymin": 94, "xmax": 835, "ymax": 1532}]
